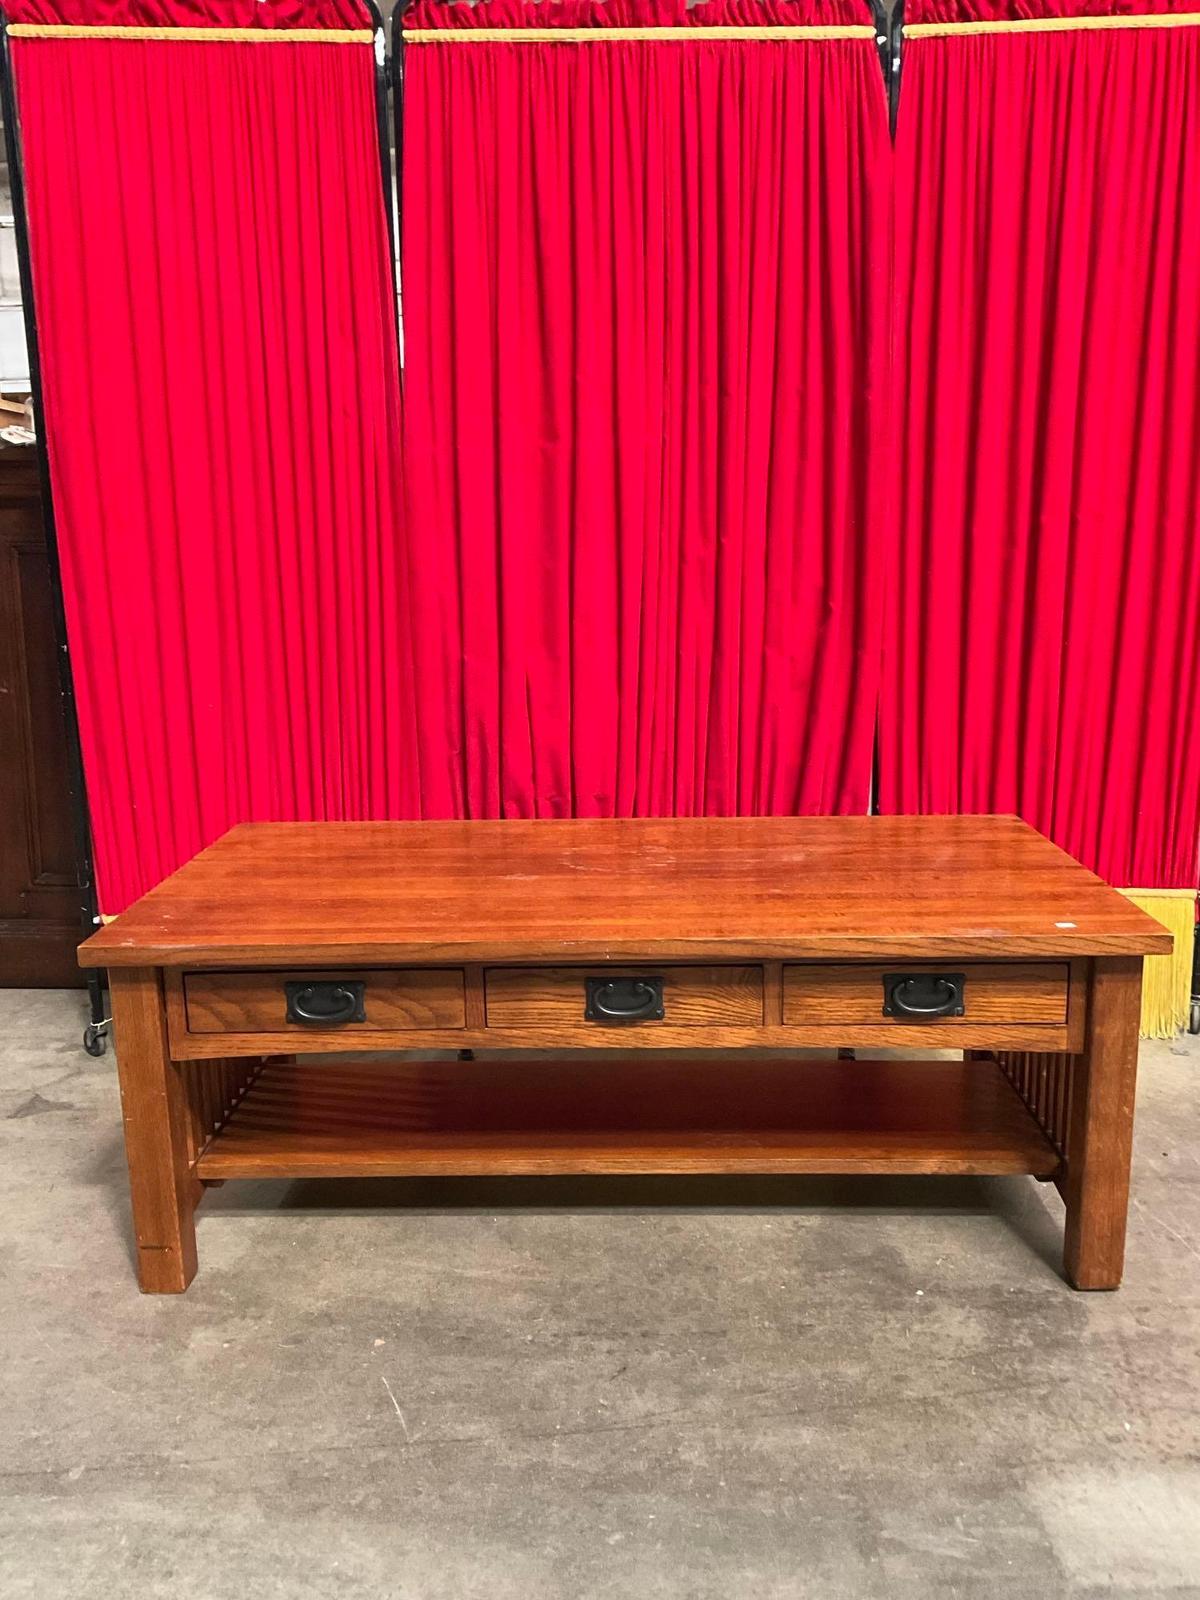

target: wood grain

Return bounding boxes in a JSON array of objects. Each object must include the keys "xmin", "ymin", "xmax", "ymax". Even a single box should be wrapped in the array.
[
  {"xmin": 1064, "ymin": 956, "xmax": 1143, "ymax": 1290},
  {"xmin": 182, "ymin": 967, "xmax": 466, "ymax": 1034},
  {"xmin": 194, "ymin": 1055, "xmax": 1061, "ymax": 1180},
  {"xmin": 484, "ymin": 965, "xmax": 763, "ymax": 1028},
  {"xmin": 783, "ymin": 962, "xmax": 1068, "ymax": 1025},
  {"xmin": 109, "ymin": 967, "xmax": 199, "ymax": 1293},
  {"xmin": 78, "ymin": 815, "xmax": 1173, "ymax": 969}
]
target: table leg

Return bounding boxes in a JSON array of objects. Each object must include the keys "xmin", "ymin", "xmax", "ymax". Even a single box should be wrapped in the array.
[
  {"xmin": 110, "ymin": 967, "xmax": 200, "ymax": 1293},
  {"xmin": 1063, "ymin": 956, "xmax": 1143, "ymax": 1290}
]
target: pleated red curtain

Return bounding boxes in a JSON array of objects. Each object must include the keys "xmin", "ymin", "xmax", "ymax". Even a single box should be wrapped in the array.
[
  {"xmin": 881, "ymin": 0, "xmax": 1200, "ymax": 893},
  {"xmin": 399, "ymin": 0, "xmax": 890, "ymax": 820},
  {"xmin": 8, "ymin": 0, "xmax": 414, "ymax": 913}
]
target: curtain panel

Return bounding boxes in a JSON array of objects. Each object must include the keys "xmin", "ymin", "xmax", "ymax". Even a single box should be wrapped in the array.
[
  {"xmin": 399, "ymin": 0, "xmax": 890, "ymax": 821},
  {"xmin": 882, "ymin": 0, "xmax": 1200, "ymax": 890},
  {"xmin": 8, "ymin": 0, "xmax": 415, "ymax": 914},
  {"xmin": 5, "ymin": 0, "xmax": 369, "ymax": 25},
  {"xmin": 905, "ymin": 1, "xmax": 1185, "ymax": 19}
]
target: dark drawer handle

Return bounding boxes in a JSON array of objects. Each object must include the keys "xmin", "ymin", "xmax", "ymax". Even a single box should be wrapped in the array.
[
  {"xmin": 882, "ymin": 972, "xmax": 965, "ymax": 1020},
  {"xmin": 285, "ymin": 980, "xmax": 366, "ymax": 1026},
  {"xmin": 585, "ymin": 976, "xmax": 665, "ymax": 1025}
]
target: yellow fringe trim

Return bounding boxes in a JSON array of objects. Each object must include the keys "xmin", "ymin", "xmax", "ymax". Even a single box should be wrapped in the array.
[
  {"xmin": 1119, "ymin": 889, "xmax": 1196, "ymax": 1039},
  {"xmin": 403, "ymin": 24, "xmax": 875, "ymax": 41},
  {"xmin": 906, "ymin": 13, "xmax": 1200, "ymax": 38},
  {"xmin": 7, "ymin": 23, "xmax": 374, "ymax": 43}
]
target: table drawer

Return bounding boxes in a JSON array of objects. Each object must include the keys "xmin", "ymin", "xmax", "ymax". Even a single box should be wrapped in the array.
[
  {"xmin": 183, "ymin": 968, "xmax": 466, "ymax": 1034},
  {"xmin": 782, "ymin": 962, "xmax": 1069, "ymax": 1027},
  {"xmin": 485, "ymin": 966, "xmax": 764, "ymax": 1029}
]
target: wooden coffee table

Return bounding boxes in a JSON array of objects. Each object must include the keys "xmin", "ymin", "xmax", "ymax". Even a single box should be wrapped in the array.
[{"xmin": 78, "ymin": 815, "xmax": 1170, "ymax": 1294}]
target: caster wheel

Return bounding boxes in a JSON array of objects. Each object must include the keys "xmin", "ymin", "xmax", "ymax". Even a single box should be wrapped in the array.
[
  {"xmin": 1190, "ymin": 1000, "xmax": 1200, "ymax": 1037},
  {"xmin": 83, "ymin": 1024, "xmax": 108, "ymax": 1057}
]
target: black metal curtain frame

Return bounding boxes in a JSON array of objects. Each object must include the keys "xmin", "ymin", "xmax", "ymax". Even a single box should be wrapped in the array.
[{"xmin": 0, "ymin": 6, "xmax": 399, "ymax": 1053}]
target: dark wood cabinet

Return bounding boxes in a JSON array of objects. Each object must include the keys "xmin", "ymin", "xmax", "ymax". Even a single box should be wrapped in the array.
[{"xmin": 0, "ymin": 447, "xmax": 84, "ymax": 986}]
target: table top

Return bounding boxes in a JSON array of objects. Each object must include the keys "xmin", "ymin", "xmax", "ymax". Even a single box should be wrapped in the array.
[{"xmin": 78, "ymin": 815, "xmax": 1172, "ymax": 969}]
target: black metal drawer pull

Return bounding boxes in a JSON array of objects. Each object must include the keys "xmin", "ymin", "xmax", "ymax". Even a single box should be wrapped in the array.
[
  {"xmin": 285, "ymin": 980, "xmax": 366, "ymax": 1026},
  {"xmin": 882, "ymin": 972, "xmax": 966, "ymax": 1020},
  {"xmin": 584, "ymin": 976, "xmax": 665, "ymax": 1025}
]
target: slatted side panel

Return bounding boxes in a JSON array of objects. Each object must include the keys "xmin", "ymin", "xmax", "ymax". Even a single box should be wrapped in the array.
[
  {"xmin": 997, "ymin": 1051, "xmax": 1075, "ymax": 1160},
  {"xmin": 183, "ymin": 1059, "xmax": 266, "ymax": 1164}
]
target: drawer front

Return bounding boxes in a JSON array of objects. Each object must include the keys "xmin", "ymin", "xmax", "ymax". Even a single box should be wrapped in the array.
[
  {"xmin": 782, "ymin": 962, "xmax": 1069, "ymax": 1027},
  {"xmin": 485, "ymin": 966, "xmax": 764, "ymax": 1029},
  {"xmin": 183, "ymin": 969, "xmax": 466, "ymax": 1035}
]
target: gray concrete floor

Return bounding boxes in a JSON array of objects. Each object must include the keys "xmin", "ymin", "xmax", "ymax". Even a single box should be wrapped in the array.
[{"xmin": 1, "ymin": 990, "xmax": 1198, "ymax": 1600}]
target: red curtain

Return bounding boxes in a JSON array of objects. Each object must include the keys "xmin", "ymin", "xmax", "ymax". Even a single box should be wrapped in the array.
[
  {"xmin": 6, "ymin": 0, "xmax": 368, "ymax": 25},
  {"xmin": 399, "ymin": 0, "xmax": 890, "ymax": 819},
  {"xmin": 882, "ymin": 1, "xmax": 1200, "ymax": 889},
  {"xmin": 908, "ymin": 1, "xmax": 1180, "ymax": 16},
  {"xmin": 9, "ymin": 0, "xmax": 416, "ymax": 913}
]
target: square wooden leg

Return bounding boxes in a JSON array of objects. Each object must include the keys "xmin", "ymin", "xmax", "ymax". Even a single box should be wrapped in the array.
[
  {"xmin": 110, "ymin": 967, "xmax": 201, "ymax": 1293},
  {"xmin": 1063, "ymin": 956, "xmax": 1143, "ymax": 1290}
]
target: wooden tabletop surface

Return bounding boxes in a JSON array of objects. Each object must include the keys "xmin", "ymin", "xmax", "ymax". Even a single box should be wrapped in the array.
[{"xmin": 78, "ymin": 815, "xmax": 1172, "ymax": 968}]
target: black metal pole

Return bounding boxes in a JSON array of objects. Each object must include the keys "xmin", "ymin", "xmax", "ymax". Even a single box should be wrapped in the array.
[
  {"xmin": 0, "ymin": 18, "xmax": 108, "ymax": 1053},
  {"xmin": 888, "ymin": 0, "xmax": 904, "ymax": 135},
  {"xmin": 390, "ymin": 0, "xmax": 412, "ymax": 350},
  {"xmin": 869, "ymin": 0, "xmax": 890, "ymax": 103},
  {"xmin": 868, "ymin": 0, "xmax": 903, "ymax": 134},
  {"xmin": 364, "ymin": 0, "xmax": 401, "ymax": 361},
  {"xmin": 865, "ymin": 0, "xmax": 900, "ymax": 821}
]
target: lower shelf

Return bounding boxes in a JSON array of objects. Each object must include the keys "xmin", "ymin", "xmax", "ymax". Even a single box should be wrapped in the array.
[{"xmin": 193, "ymin": 1055, "xmax": 1061, "ymax": 1180}]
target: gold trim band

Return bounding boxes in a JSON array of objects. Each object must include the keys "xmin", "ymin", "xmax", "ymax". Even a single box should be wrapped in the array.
[
  {"xmin": 905, "ymin": 12, "xmax": 1200, "ymax": 38},
  {"xmin": 403, "ymin": 24, "xmax": 876, "ymax": 41},
  {"xmin": 7, "ymin": 23, "xmax": 375, "ymax": 43}
]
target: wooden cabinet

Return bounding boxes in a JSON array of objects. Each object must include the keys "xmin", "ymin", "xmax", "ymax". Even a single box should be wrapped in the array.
[{"xmin": 0, "ymin": 449, "xmax": 83, "ymax": 987}]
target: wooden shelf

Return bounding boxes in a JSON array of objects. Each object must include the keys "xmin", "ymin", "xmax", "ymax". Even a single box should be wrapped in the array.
[{"xmin": 194, "ymin": 1055, "xmax": 1060, "ymax": 1181}]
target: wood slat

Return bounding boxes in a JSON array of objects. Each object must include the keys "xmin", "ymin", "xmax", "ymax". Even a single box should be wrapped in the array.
[
  {"xmin": 195, "ymin": 1056, "xmax": 1061, "ymax": 1180},
  {"xmin": 997, "ymin": 1048, "xmax": 1081, "ymax": 1158}
]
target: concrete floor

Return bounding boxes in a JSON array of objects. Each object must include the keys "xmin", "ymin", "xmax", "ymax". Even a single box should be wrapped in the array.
[{"xmin": 1, "ymin": 991, "xmax": 1198, "ymax": 1599}]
